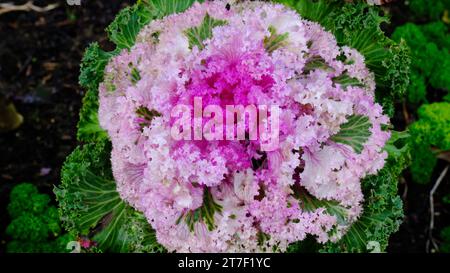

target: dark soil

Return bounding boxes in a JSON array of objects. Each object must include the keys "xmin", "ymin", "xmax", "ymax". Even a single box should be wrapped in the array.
[
  {"xmin": 0, "ymin": 0, "xmax": 448, "ymax": 253},
  {"xmin": 0, "ymin": 0, "xmax": 133, "ymax": 252}
]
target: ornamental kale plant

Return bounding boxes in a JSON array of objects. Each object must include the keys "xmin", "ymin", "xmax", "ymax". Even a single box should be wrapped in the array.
[{"xmin": 56, "ymin": 0, "xmax": 410, "ymax": 253}]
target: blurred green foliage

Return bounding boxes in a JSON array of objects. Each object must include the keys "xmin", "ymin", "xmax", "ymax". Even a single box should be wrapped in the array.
[
  {"xmin": 407, "ymin": 0, "xmax": 450, "ymax": 21},
  {"xmin": 392, "ymin": 0, "xmax": 449, "ymax": 184},
  {"xmin": 395, "ymin": 0, "xmax": 450, "ymax": 253},
  {"xmin": 441, "ymin": 226, "xmax": 450, "ymax": 253},
  {"xmin": 408, "ymin": 103, "xmax": 450, "ymax": 183},
  {"xmin": 6, "ymin": 183, "xmax": 74, "ymax": 253},
  {"xmin": 392, "ymin": 22, "xmax": 449, "ymax": 104}
]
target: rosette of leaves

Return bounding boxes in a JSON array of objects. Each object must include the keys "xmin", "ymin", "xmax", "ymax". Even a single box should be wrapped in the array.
[{"xmin": 56, "ymin": 0, "xmax": 409, "ymax": 253}]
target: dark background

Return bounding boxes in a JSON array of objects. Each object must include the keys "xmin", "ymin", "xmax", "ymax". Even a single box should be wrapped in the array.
[{"xmin": 0, "ymin": 0, "xmax": 449, "ymax": 253}]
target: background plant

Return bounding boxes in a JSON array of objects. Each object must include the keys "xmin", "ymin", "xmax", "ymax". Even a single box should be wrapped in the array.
[
  {"xmin": 5, "ymin": 183, "xmax": 74, "ymax": 253},
  {"xmin": 391, "ymin": 0, "xmax": 450, "ymax": 252}
]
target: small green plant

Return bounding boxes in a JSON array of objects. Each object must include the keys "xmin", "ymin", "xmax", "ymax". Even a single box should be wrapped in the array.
[
  {"xmin": 408, "ymin": 103, "xmax": 450, "ymax": 184},
  {"xmin": 392, "ymin": 0, "xmax": 450, "ymax": 184},
  {"xmin": 392, "ymin": 22, "xmax": 449, "ymax": 104},
  {"xmin": 392, "ymin": 1, "xmax": 450, "ymax": 253},
  {"xmin": 6, "ymin": 183, "xmax": 74, "ymax": 253}
]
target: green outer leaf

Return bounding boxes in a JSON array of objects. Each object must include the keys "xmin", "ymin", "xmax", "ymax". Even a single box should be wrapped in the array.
[
  {"xmin": 322, "ymin": 135, "xmax": 409, "ymax": 253},
  {"xmin": 79, "ymin": 43, "xmax": 118, "ymax": 92},
  {"xmin": 77, "ymin": 43, "xmax": 118, "ymax": 143},
  {"xmin": 128, "ymin": 211, "xmax": 167, "ymax": 253},
  {"xmin": 77, "ymin": 89, "xmax": 108, "ymax": 143},
  {"xmin": 276, "ymin": 0, "xmax": 336, "ymax": 24},
  {"xmin": 185, "ymin": 13, "xmax": 227, "ymax": 50},
  {"xmin": 144, "ymin": 0, "xmax": 205, "ymax": 21},
  {"xmin": 322, "ymin": 166, "xmax": 405, "ymax": 252},
  {"xmin": 55, "ymin": 140, "xmax": 164, "ymax": 252},
  {"xmin": 331, "ymin": 115, "xmax": 372, "ymax": 154},
  {"xmin": 383, "ymin": 130, "xmax": 410, "ymax": 158},
  {"xmin": 107, "ymin": 0, "xmax": 205, "ymax": 50},
  {"xmin": 106, "ymin": 5, "xmax": 149, "ymax": 50}
]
